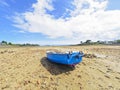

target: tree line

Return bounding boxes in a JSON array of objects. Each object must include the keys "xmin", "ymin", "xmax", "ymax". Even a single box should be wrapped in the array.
[
  {"xmin": 0, "ymin": 40, "xmax": 120, "ymax": 46},
  {"xmin": 79, "ymin": 39, "xmax": 120, "ymax": 45},
  {"xmin": 0, "ymin": 41, "xmax": 39, "ymax": 46}
]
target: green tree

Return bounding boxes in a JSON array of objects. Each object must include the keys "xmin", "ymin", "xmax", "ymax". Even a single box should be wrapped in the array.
[
  {"xmin": 80, "ymin": 41, "xmax": 83, "ymax": 44},
  {"xmin": 85, "ymin": 40, "xmax": 91, "ymax": 44},
  {"xmin": 8, "ymin": 42, "xmax": 12, "ymax": 45},
  {"xmin": 1, "ymin": 41, "xmax": 7, "ymax": 45},
  {"xmin": 116, "ymin": 40, "xmax": 120, "ymax": 43}
]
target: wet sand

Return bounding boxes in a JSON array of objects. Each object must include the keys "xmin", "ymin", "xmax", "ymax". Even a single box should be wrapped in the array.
[{"xmin": 0, "ymin": 45, "xmax": 120, "ymax": 90}]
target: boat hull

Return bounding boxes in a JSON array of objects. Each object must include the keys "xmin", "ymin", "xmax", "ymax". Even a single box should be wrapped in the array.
[{"xmin": 47, "ymin": 52, "xmax": 83, "ymax": 65}]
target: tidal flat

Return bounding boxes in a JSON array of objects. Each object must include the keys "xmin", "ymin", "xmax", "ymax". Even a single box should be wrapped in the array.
[{"xmin": 0, "ymin": 45, "xmax": 120, "ymax": 90}]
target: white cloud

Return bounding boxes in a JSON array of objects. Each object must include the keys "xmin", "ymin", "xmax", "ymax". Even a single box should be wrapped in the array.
[
  {"xmin": 13, "ymin": 0, "xmax": 120, "ymax": 43},
  {"xmin": 70, "ymin": 0, "xmax": 108, "ymax": 16},
  {"xmin": 0, "ymin": 0, "xmax": 9, "ymax": 7}
]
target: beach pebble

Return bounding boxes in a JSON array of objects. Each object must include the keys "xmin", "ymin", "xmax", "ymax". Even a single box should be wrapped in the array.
[
  {"xmin": 104, "ymin": 75, "xmax": 110, "ymax": 79},
  {"xmin": 77, "ymin": 75, "xmax": 81, "ymax": 78},
  {"xmin": 98, "ymin": 84, "xmax": 102, "ymax": 87},
  {"xmin": 115, "ymin": 77, "xmax": 120, "ymax": 80},
  {"xmin": 82, "ymin": 62, "xmax": 86, "ymax": 65},
  {"xmin": 106, "ymin": 68, "xmax": 113, "ymax": 73},
  {"xmin": 78, "ymin": 82, "xmax": 82, "ymax": 85},
  {"xmin": 50, "ymin": 77, "xmax": 54, "ymax": 81},
  {"xmin": 41, "ymin": 85, "xmax": 46, "ymax": 89},
  {"xmin": 108, "ymin": 85, "xmax": 114, "ymax": 89}
]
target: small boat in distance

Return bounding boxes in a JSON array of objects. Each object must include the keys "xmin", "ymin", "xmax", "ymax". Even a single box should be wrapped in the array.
[{"xmin": 46, "ymin": 51, "xmax": 84, "ymax": 67}]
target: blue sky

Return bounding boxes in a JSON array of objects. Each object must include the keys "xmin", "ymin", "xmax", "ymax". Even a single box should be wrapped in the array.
[{"xmin": 0, "ymin": 0, "xmax": 120, "ymax": 45}]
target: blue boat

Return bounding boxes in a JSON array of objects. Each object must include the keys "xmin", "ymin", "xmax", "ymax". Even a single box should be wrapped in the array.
[{"xmin": 46, "ymin": 51, "xmax": 84, "ymax": 66}]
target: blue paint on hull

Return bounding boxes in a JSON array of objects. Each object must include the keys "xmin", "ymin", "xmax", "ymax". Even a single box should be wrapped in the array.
[{"xmin": 47, "ymin": 52, "xmax": 83, "ymax": 65}]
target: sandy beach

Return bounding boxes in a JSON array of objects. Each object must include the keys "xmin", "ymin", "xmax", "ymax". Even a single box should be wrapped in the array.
[{"xmin": 0, "ymin": 45, "xmax": 120, "ymax": 90}]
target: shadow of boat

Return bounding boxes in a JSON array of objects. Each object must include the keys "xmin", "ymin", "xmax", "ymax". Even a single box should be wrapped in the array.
[{"xmin": 40, "ymin": 57, "xmax": 75, "ymax": 75}]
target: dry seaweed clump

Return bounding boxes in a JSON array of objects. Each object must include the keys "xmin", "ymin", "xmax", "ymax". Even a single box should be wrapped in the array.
[{"xmin": 83, "ymin": 53, "xmax": 97, "ymax": 58}]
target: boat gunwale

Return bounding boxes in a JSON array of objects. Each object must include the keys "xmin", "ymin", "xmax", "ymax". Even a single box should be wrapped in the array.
[
  {"xmin": 47, "ymin": 52, "xmax": 69, "ymax": 55},
  {"xmin": 47, "ymin": 52, "xmax": 84, "ymax": 57}
]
